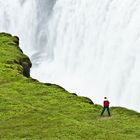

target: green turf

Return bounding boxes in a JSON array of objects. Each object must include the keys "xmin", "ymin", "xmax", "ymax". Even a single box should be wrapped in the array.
[{"xmin": 0, "ymin": 33, "xmax": 140, "ymax": 140}]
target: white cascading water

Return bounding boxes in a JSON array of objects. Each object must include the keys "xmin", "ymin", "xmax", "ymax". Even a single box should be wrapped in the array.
[{"xmin": 0, "ymin": 0, "xmax": 140, "ymax": 112}]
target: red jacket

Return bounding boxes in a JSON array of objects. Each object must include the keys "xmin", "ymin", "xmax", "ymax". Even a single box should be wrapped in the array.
[{"xmin": 104, "ymin": 100, "xmax": 109, "ymax": 108}]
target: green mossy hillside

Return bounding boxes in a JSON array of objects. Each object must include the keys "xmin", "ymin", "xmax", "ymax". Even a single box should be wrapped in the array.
[{"xmin": 0, "ymin": 33, "xmax": 140, "ymax": 140}]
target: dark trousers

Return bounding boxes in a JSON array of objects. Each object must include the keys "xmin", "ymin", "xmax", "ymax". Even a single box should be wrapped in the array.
[{"xmin": 101, "ymin": 107, "xmax": 111, "ymax": 116}]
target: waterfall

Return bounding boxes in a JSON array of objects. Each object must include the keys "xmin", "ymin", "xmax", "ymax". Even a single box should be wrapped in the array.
[{"xmin": 0, "ymin": 0, "xmax": 140, "ymax": 112}]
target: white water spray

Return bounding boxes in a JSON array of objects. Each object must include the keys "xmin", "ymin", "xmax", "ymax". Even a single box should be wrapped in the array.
[{"xmin": 0, "ymin": 0, "xmax": 140, "ymax": 112}]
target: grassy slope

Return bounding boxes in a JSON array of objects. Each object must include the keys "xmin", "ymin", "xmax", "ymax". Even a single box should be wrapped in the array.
[{"xmin": 0, "ymin": 33, "xmax": 140, "ymax": 140}]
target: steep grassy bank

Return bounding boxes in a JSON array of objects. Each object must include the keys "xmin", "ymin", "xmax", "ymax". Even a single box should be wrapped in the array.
[{"xmin": 0, "ymin": 33, "xmax": 140, "ymax": 140}]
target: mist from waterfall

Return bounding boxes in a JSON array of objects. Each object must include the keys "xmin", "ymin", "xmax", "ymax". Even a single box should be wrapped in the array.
[{"xmin": 0, "ymin": 0, "xmax": 140, "ymax": 112}]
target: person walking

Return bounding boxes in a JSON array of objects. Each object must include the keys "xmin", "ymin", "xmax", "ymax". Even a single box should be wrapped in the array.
[{"xmin": 101, "ymin": 97, "xmax": 111, "ymax": 116}]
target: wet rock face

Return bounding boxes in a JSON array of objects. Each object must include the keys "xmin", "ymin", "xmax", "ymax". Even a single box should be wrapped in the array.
[
  {"xmin": 20, "ymin": 58, "xmax": 32, "ymax": 78},
  {"xmin": 22, "ymin": 62, "xmax": 30, "ymax": 78}
]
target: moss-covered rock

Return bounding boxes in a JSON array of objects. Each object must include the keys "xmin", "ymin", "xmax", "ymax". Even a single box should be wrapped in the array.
[
  {"xmin": 0, "ymin": 33, "xmax": 140, "ymax": 140},
  {"xmin": 0, "ymin": 33, "xmax": 31, "ymax": 78}
]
